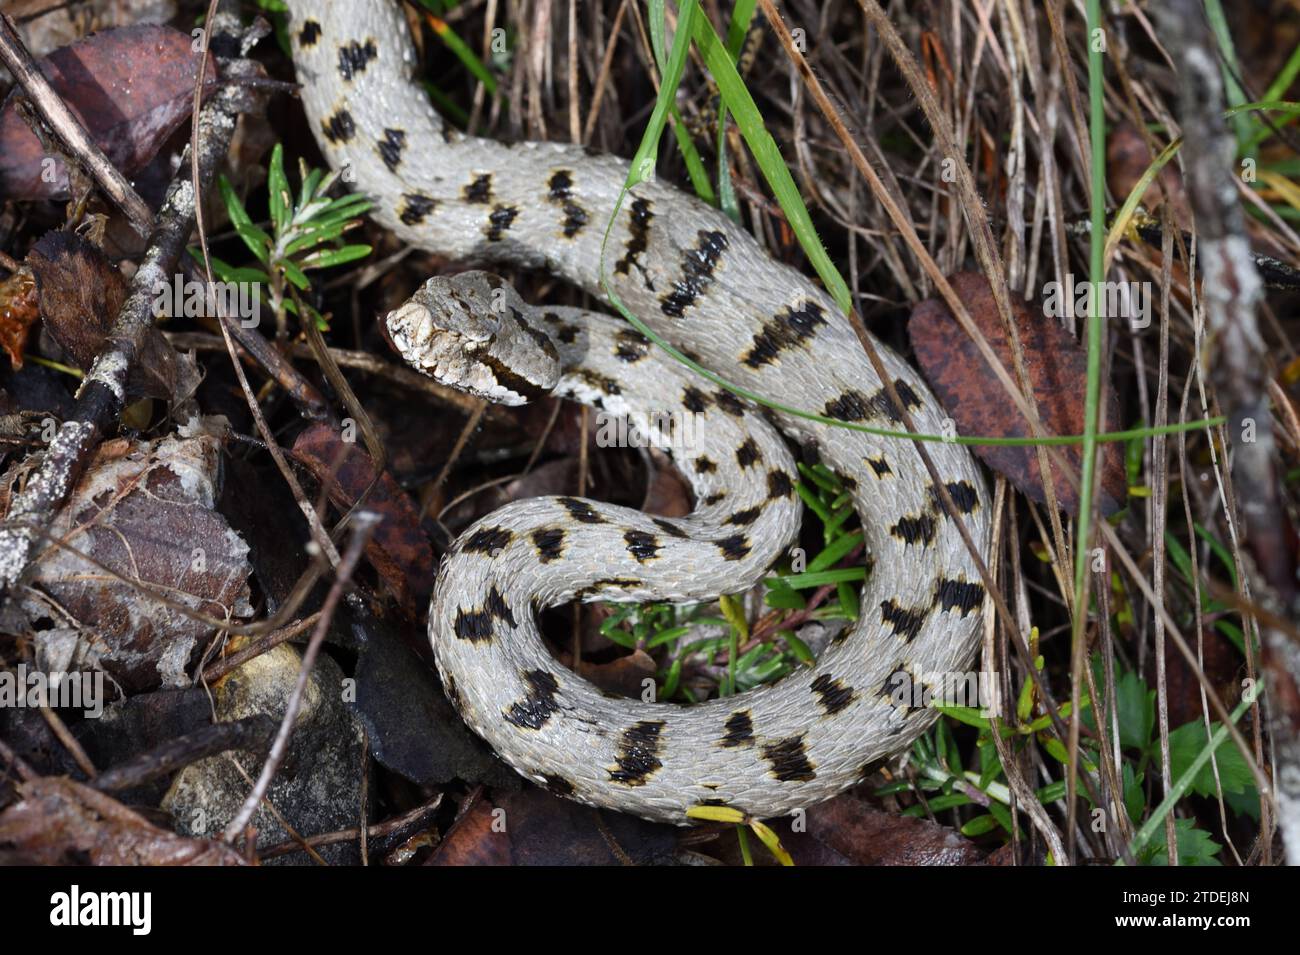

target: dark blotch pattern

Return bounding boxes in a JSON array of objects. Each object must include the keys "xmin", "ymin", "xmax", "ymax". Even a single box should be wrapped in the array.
[
  {"xmin": 484, "ymin": 585, "xmax": 517, "ymax": 628},
  {"xmin": 559, "ymin": 497, "xmax": 606, "ymax": 524},
  {"xmin": 767, "ymin": 469, "xmax": 794, "ymax": 499},
  {"xmin": 463, "ymin": 526, "xmax": 513, "ymax": 554},
  {"xmin": 545, "ymin": 170, "xmax": 588, "ymax": 237},
  {"xmin": 713, "ymin": 390, "xmax": 746, "ymax": 416},
  {"xmin": 377, "ymin": 128, "xmax": 406, "ymax": 172},
  {"xmin": 547, "ymin": 169, "xmax": 574, "ymax": 200},
  {"xmin": 716, "ymin": 534, "xmax": 750, "ymax": 561},
  {"xmin": 575, "ymin": 577, "xmax": 644, "ymax": 599},
  {"xmin": 322, "ymin": 108, "xmax": 356, "ymax": 144},
  {"xmin": 694, "ymin": 455, "xmax": 717, "ymax": 475},
  {"xmin": 337, "ymin": 39, "xmax": 378, "ymax": 81},
  {"xmin": 652, "ymin": 518, "xmax": 689, "ymax": 539},
  {"xmin": 823, "ymin": 390, "xmax": 872, "ymax": 422},
  {"xmin": 931, "ymin": 480, "xmax": 981, "ymax": 514},
  {"xmin": 761, "ymin": 735, "xmax": 816, "ymax": 782},
  {"xmin": 890, "ymin": 511, "xmax": 937, "ymax": 546},
  {"xmin": 574, "ymin": 369, "xmax": 621, "ymax": 396},
  {"xmin": 298, "ymin": 20, "xmax": 322, "ymax": 46},
  {"xmin": 613, "ymin": 329, "xmax": 650, "ymax": 363},
  {"xmin": 682, "ymin": 385, "xmax": 711, "ymax": 413},
  {"xmin": 894, "ymin": 379, "xmax": 924, "ymax": 411},
  {"xmin": 624, "ymin": 529, "xmax": 661, "ymax": 563},
  {"xmin": 702, "ymin": 492, "xmax": 727, "ymax": 506},
  {"xmin": 735, "ymin": 438, "xmax": 762, "ymax": 469},
  {"xmin": 503, "ymin": 669, "xmax": 561, "ymax": 730},
  {"xmin": 811, "ymin": 673, "xmax": 856, "ymax": 715},
  {"xmin": 609, "ymin": 720, "xmax": 665, "ymax": 786},
  {"xmin": 727, "ymin": 507, "xmax": 761, "ymax": 526},
  {"xmin": 532, "ymin": 527, "xmax": 566, "ymax": 563},
  {"xmin": 463, "ymin": 173, "xmax": 493, "ymax": 203},
  {"xmin": 660, "ymin": 230, "xmax": 728, "ymax": 317},
  {"xmin": 400, "ymin": 192, "xmax": 437, "ymax": 225},
  {"xmin": 935, "ymin": 578, "xmax": 985, "ymax": 615},
  {"xmin": 486, "ymin": 204, "xmax": 519, "ymax": 241},
  {"xmin": 880, "ymin": 599, "xmax": 927, "ymax": 641},
  {"xmin": 742, "ymin": 301, "xmax": 827, "ymax": 368},
  {"xmin": 720, "ymin": 710, "xmax": 754, "ymax": 747},
  {"xmin": 825, "ymin": 379, "xmax": 926, "ymax": 423},
  {"xmin": 867, "ymin": 455, "xmax": 892, "ymax": 478},
  {"xmin": 453, "ymin": 607, "xmax": 493, "ymax": 642},
  {"xmin": 878, "ymin": 664, "xmax": 923, "ymax": 715},
  {"xmin": 615, "ymin": 198, "xmax": 654, "ymax": 278}
]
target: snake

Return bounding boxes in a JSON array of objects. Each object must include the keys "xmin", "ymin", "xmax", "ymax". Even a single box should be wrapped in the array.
[{"xmin": 283, "ymin": 0, "xmax": 992, "ymax": 824}]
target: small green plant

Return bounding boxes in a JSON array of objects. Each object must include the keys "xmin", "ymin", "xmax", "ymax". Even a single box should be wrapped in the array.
[
  {"xmin": 881, "ymin": 654, "xmax": 1259, "ymax": 865},
  {"xmin": 598, "ymin": 464, "xmax": 862, "ymax": 706},
  {"xmin": 595, "ymin": 464, "xmax": 867, "ymax": 867},
  {"xmin": 208, "ymin": 143, "xmax": 372, "ymax": 339}
]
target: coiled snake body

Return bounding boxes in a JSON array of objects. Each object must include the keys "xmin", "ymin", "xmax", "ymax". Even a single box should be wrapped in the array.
[{"xmin": 286, "ymin": 0, "xmax": 992, "ymax": 823}]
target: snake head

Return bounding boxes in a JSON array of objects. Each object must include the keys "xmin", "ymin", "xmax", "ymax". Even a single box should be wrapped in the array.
[{"xmin": 386, "ymin": 271, "xmax": 562, "ymax": 406}]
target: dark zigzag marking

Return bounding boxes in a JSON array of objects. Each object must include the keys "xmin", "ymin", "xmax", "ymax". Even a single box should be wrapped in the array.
[
  {"xmin": 609, "ymin": 720, "xmax": 664, "ymax": 786},
  {"xmin": 660, "ymin": 230, "xmax": 727, "ymax": 317},
  {"xmin": 503, "ymin": 669, "xmax": 561, "ymax": 730},
  {"xmin": 761, "ymin": 735, "xmax": 816, "ymax": 782},
  {"xmin": 742, "ymin": 301, "xmax": 827, "ymax": 368}
]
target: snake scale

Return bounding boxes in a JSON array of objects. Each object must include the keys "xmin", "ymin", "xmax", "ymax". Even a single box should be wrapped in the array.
[{"xmin": 284, "ymin": 0, "xmax": 992, "ymax": 823}]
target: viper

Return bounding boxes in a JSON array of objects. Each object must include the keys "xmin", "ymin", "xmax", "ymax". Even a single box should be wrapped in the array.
[{"xmin": 284, "ymin": 0, "xmax": 992, "ymax": 824}]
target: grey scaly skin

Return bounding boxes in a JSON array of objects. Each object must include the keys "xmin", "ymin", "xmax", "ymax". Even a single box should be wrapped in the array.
[{"xmin": 286, "ymin": 0, "xmax": 993, "ymax": 824}]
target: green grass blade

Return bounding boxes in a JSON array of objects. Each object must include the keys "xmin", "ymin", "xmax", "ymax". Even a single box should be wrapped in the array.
[{"xmin": 690, "ymin": 14, "xmax": 851, "ymax": 313}]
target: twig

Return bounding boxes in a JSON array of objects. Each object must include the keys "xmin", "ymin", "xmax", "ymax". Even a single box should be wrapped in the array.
[
  {"xmin": 201, "ymin": 612, "xmax": 323, "ymax": 683},
  {"xmin": 0, "ymin": 735, "xmax": 38, "ymax": 781},
  {"xmin": 221, "ymin": 512, "xmax": 379, "ymax": 844},
  {"xmin": 92, "ymin": 715, "xmax": 276, "ymax": 793},
  {"xmin": 1155, "ymin": 0, "xmax": 1299, "ymax": 865},
  {"xmin": 258, "ymin": 791, "xmax": 443, "ymax": 861}
]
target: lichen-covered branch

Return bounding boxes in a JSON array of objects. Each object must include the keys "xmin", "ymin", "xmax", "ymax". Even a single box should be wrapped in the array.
[{"xmin": 1157, "ymin": 0, "xmax": 1299, "ymax": 864}]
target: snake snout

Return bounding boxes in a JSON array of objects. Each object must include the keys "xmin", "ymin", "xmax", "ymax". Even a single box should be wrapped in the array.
[{"xmin": 386, "ymin": 272, "xmax": 562, "ymax": 406}]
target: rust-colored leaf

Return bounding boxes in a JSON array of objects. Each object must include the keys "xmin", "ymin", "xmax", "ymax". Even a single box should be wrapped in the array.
[
  {"xmin": 0, "ymin": 24, "xmax": 218, "ymax": 200},
  {"xmin": 908, "ymin": 271, "xmax": 1127, "ymax": 515},
  {"xmin": 26, "ymin": 230, "xmax": 175, "ymax": 399},
  {"xmin": 783, "ymin": 793, "xmax": 987, "ymax": 865},
  {"xmin": 1107, "ymin": 121, "xmax": 1191, "ymax": 231},
  {"xmin": 0, "ymin": 267, "xmax": 39, "ymax": 367},
  {"xmin": 292, "ymin": 421, "xmax": 436, "ymax": 616},
  {"xmin": 0, "ymin": 776, "xmax": 245, "ymax": 865},
  {"xmin": 426, "ymin": 787, "xmax": 677, "ymax": 866}
]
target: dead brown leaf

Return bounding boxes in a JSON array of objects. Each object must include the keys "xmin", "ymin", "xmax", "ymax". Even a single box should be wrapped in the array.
[
  {"xmin": 908, "ymin": 271, "xmax": 1127, "ymax": 515},
  {"xmin": 0, "ymin": 776, "xmax": 245, "ymax": 865},
  {"xmin": 427, "ymin": 786, "xmax": 677, "ymax": 865},
  {"xmin": 5, "ymin": 424, "xmax": 253, "ymax": 691},
  {"xmin": 27, "ymin": 230, "xmax": 175, "ymax": 398},
  {"xmin": 0, "ymin": 24, "xmax": 218, "ymax": 200},
  {"xmin": 783, "ymin": 793, "xmax": 987, "ymax": 865},
  {"xmin": 292, "ymin": 421, "xmax": 435, "ymax": 616},
  {"xmin": 1107, "ymin": 121, "xmax": 1191, "ymax": 231}
]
